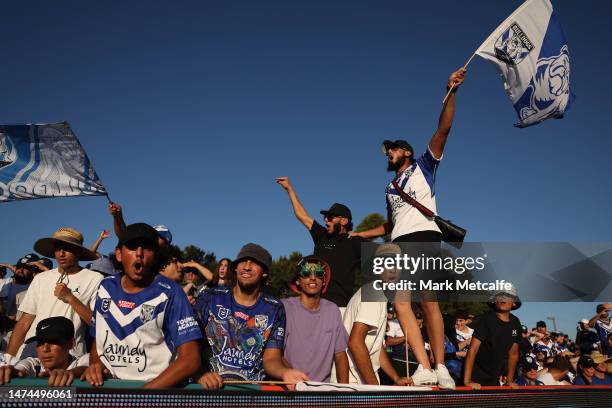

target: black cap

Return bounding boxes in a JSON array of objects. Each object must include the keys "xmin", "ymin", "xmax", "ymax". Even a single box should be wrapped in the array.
[
  {"xmin": 520, "ymin": 355, "xmax": 539, "ymax": 371},
  {"xmin": 381, "ymin": 140, "xmax": 414, "ymax": 155},
  {"xmin": 230, "ymin": 243, "xmax": 272, "ymax": 272},
  {"xmin": 521, "ymin": 325, "xmax": 528, "ymax": 333},
  {"xmin": 15, "ymin": 253, "xmax": 39, "ymax": 268},
  {"xmin": 24, "ymin": 316, "xmax": 74, "ymax": 344},
  {"xmin": 39, "ymin": 258, "xmax": 53, "ymax": 270},
  {"xmin": 536, "ymin": 320, "xmax": 547, "ymax": 328},
  {"xmin": 320, "ymin": 203, "xmax": 352, "ymax": 220},
  {"xmin": 578, "ymin": 355, "xmax": 596, "ymax": 368},
  {"xmin": 596, "ymin": 304, "xmax": 607, "ymax": 313},
  {"xmin": 118, "ymin": 223, "xmax": 160, "ymax": 249}
]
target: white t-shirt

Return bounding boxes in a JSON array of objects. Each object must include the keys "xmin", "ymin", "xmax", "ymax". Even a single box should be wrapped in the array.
[
  {"xmin": 14, "ymin": 353, "xmax": 89, "ymax": 376},
  {"xmin": 18, "ymin": 268, "xmax": 103, "ymax": 357},
  {"xmin": 342, "ymin": 286, "xmax": 388, "ymax": 384},
  {"xmin": 386, "ymin": 148, "xmax": 442, "ymax": 240},
  {"xmin": 386, "ymin": 319, "xmax": 404, "ymax": 338},
  {"xmin": 537, "ymin": 372, "xmax": 571, "ymax": 385},
  {"xmin": 456, "ymin": 327, "xmax": 474, "ymax": 342}
]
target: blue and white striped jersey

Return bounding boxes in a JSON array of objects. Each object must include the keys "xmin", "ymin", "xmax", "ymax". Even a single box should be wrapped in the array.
[
  {"xmin": 386, "ymin": 148, "xmax": 442, "ymax": 240},
  {"xmin": 91, "ymin": 274, "xmax": 202, "ymax": 381}
]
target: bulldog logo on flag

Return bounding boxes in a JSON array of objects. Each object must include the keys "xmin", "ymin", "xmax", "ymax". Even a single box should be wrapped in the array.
[
  {"xmin": 495, "ymin": 23, "xmax": 534, "ymax": 65},
  {"xmin": 0, "ymin": 133, "xmax": 17, "ymax": 169}
]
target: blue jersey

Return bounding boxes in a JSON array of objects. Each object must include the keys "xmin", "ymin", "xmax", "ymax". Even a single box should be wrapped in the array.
[
  {"xmin": 91, "ymin": 274, "xmax": 202, "ymax": 381},
  {"xmin": 195, "ymin": 287, "xmax": 285, "ymax": 381}
]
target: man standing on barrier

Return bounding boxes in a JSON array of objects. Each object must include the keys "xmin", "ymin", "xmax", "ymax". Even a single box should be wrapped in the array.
[{"xmin": 352, "ymin": 68, "xmax": 466, "ymax": 388}]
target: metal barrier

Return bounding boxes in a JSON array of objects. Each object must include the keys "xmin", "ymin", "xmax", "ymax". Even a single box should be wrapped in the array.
[{"xmin": 1, "ymin": 378, "xmax": 611, "ymax": 407}]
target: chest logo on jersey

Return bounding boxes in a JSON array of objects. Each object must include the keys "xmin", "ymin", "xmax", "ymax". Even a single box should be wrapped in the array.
[
  {"xmin": 254, "ymin": 315, "xmax": 268, "ymax": 330},
  {"xmin": 512, "ymin": 329, "xmax": 518, "ymax": 337},
  {"xmin": 140, "ymin": 304, "xmax": 155, "ymax": 323},
  {"xmin": 101, "ymin": 298, "xmax": 111, "ymax": 312},
  {"xmin": 234, "ymin": 311, "xmax": 249, "ymax": 321},
  {"xmin": 216, "ymin": 305, "xmax": 231, "ymax": 320},
  {"xmin": 118, "ymin": 300, "xmax": 136, "ymax": 309}
]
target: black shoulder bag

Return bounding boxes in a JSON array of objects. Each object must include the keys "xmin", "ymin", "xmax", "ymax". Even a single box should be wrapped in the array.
[{"xmin": 391, "ymin": 179, "xmax": 466, "ymax": 248}]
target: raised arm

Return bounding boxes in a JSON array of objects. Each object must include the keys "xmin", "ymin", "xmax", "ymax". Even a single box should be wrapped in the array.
[
  {"xmin": 108, "ymin": 202, "xmax": 127, "ymax": 238},
  {"xmin": 180, "ymin": 261, "xmax": 214, "ymax": 282},
  {"xmin": 588, "ymin": 304, "xmax": 611, "ymax": 328},
  {"xmin": 275, "ymin": 177, "xmax": 314, "ymax": 229},
  {"xmin": 90, "ymin": 230, "xmax": 110, "ymax": 255},
  {"xmin": 428, "ymin": 68, "xmax": 466, "ymax": 160}
]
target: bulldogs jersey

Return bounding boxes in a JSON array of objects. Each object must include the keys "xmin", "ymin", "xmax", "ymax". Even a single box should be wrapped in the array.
[
  {"xmin": 386, "ymin": 148, "xmax": 441, "ymax": 240},
  {"xmin": 195, "ymin": 287, "xmax": 285, "ymax": 381},
  {"xmin": 91, "ymin": 274, "xmax": 201, "ymax": 381}
]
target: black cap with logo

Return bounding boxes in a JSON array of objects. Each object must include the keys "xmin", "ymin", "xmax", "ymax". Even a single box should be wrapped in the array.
[{"xmin": 25, "ymin": 316, "xmax": 75, "ymax": 344}]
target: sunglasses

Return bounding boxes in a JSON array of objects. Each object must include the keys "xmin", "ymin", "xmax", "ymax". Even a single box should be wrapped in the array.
[{"xmin": 299, "ymin": 262, "xmax": 326, "ymax": 279}]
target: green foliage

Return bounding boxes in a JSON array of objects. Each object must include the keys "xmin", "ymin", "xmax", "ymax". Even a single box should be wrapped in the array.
[
  {"xmin": 439, "ymin": 302, "xmax": 490, "ymax": 318},
  {"xmin": 355, "ymin": 213, "xmax": 390, "ymax": 242},
  {"xmin": 266, "ymin": 251, "xmax": 303, "ymax": 298},
  {"xmin": 355, "ymin": 213, "xmax": 386, "ymax": 233},
  {"xmin": 167, "ymin": 244, "xmax": 217, "ymax": 272}
]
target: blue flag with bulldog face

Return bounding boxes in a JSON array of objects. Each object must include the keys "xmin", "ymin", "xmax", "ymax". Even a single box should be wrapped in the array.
[
  {"xmin": 0, "ymin": 122, "xmax": 107, "ymax": 202},
  {"xmin": 475, "ymin": 0, "xmax": 575, "ymax": 127}
]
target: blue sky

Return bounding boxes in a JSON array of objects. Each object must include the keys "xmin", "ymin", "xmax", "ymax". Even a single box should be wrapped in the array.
[{"xmin": 1, "ymin": 1, "xmax": 611, "ymax": 335}]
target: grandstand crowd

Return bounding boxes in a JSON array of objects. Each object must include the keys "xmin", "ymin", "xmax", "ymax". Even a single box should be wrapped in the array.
[
  {"xmin": 0, "ymin": 70, "xmax": 610, "ymax": 391},
  {"xmin": 0, "ymin": 201, "xmax": 610, "ymax": 390}
]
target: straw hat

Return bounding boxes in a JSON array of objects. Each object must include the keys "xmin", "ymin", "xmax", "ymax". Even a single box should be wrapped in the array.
[{"xmin": 34, "ymin": 227, "xmax": 98, "ymax": 261}]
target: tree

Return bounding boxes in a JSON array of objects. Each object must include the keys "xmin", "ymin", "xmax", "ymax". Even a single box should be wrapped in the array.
[
  {"xmin": 266, "ymin": 251, "xmax": 303, "ymax": 298},
  {"xmin": 355, "ymin": 213, "xmax": 390, "ymax": 242}
]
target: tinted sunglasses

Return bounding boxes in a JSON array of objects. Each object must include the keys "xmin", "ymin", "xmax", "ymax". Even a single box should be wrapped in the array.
[{"xmin": 299, "ymin": 262, "xmax": 326, "ymax": 279}]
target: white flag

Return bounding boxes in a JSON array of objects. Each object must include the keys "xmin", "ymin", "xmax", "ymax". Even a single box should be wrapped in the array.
[
  {"xmin": 0, "ymin": 122, "xmax": 107, "ymax": 202},
  {"xmin": 475, "ymin": 0, "xmax": 574, "ymax": 127}
]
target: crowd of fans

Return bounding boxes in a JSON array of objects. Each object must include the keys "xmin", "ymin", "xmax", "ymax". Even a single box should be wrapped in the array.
[{"xmin": 0, "ymin": 199, "xmax": 610, "ymax": 391}]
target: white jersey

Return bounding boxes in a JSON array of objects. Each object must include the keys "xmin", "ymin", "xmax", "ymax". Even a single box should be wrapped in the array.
[
  {"xmin": 386, "ymin": 148, "xmax": 441, "ymax": 240},
  {"xmin": 14, "ymin": 354, "xmax": 89, "ymax": 376},
  {"xmin": 91, "ymin": 274, "xmax": 202, "ymax": 381},
  {"xmin": 18, "ymin": 268, "xmax": 103, "ymax": 357}
]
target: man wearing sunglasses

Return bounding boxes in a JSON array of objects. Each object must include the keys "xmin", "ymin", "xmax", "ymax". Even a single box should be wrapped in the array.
[
  {"xmin": 282, "ymin": 256, "xmax": 349, "ymax": 383},
  {"xmin": 276, "ymin": 177, "xmax": 364, "ymax": 308}
]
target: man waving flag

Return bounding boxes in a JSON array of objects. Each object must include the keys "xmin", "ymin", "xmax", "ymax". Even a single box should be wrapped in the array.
[
  {"xmin": 0, "ymin": 122, "xmax": 107, "ymax": 202},
  {"xmin": 475, "ymin": 0, "xmax": 575, "ymax": 127}
]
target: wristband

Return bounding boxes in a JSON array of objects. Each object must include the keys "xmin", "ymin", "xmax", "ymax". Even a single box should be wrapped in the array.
[{"xmin": 446, "ymin": 85, "xmax": 458, "ymax": 93}]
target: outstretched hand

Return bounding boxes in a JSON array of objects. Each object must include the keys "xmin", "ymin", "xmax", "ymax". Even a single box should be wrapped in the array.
[
  {"xmin": 108, "ymin": 202, "xmax": 122, "ymax": 216},
  {"xmin": 447, "ymin": 68, "xmax": 466, "ymax": 90},
  {"xmin": 275, "ymin": 177, "xmax": 292, "ymax": 191}
]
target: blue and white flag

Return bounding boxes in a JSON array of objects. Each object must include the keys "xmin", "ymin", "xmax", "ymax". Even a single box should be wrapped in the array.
[
  {"xmin": 0, "ymin": 122, "xmax": 107, "ymax": 202},
  {"xmin": 475, "ymin": 0, "xmax": 575, "ymax": 127}
]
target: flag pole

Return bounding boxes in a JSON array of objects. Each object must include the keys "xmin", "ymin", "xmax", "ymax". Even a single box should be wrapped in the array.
[
  {"xmin": 442, "ymin": 52, "xmax": 477, "ymax": 104},
  {"xmin": 405, "ymin": 339, "xmax": 409, "ymax": 379}
]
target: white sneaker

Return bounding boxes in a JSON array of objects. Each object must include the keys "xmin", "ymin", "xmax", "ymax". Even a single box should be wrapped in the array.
[
  {"xmin": 434, "ymin": 364, "xmax": 456, "ymax": 390},
  {"xmin": 411, "ymin": 364, "xmax": 437, "ymax": 386}
]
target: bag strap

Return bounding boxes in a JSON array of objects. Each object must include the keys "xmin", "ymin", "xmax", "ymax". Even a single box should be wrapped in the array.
[{"xmin": 391, "ymin": 179, "xmax": 436, "ymax": 218}]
